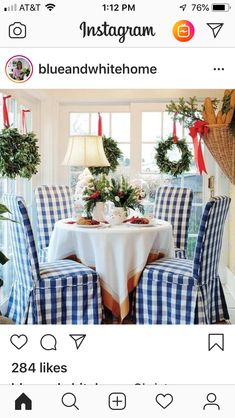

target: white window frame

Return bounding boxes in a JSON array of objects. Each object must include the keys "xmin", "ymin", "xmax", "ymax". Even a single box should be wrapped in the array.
[{"xmin": 0, "ymin": 90, "xmax": 40, "ymax": 310}]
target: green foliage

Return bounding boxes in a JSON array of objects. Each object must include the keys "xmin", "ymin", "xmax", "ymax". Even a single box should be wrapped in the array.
[
  {"xmin": 166, "ymin": 96, "xmax": 219, "ymax": 128},
  {"xmin": 89, "ymin": 135, "xmax": 123, "ymax": 176},
  {"xmin": 155, "ymin": 137, "xmax": 192, "ymax": 177},
  {"xmin": 0, "ymin": 251, "xmax": 8, "ymax": 266},
  {"xmin": 0, "ymin": 204, "xmax": 11, "ymax": 266},
  {"xmin": 0, "ymin": 204, "xmax": 17, "ymax": 272},
  {"xmin": 0, "ymin": 203, "xmax": 11, "ymax": 222},
  {"xmin": 221, "ymin": 90, "xmax": 235, "ymax": 137},
  {"xmin": 108, "ymin": 176, "xmax": 144, "ymax": 214},
  {"xmin": 229, "ymin": 105, "xmax": 235, "ymax": 137},
  {"xmin": 83, "ymin": 174, "xmax": 110, "ymax": 216},
  {"xmin": 221, "ymin": 92, "xmax": 232, "ymax": 114},
  {"xmin": 0, "ymin": 128, "xmax": 41, "ymax": 179}
]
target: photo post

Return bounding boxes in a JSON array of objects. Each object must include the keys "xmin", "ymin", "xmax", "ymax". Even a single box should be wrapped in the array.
[{"xmin": 0, "ymin": 1, "xmax": 234, "ymax": 416}]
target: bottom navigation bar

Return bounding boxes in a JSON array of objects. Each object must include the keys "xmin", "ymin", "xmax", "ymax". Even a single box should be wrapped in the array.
[{"xmin": 0, "ymin": 384, "xmax": 234, "ymax": 417}]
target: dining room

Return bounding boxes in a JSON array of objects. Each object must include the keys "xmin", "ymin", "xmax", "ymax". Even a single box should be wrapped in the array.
[{"xmin": 0, "ymin": 88, "xmax": 234, "ymax": 325}]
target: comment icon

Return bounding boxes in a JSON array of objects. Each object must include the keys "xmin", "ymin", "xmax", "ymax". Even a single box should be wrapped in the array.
[
  {"xmin": 40, "ymin": 334, "xmax": 57, "ymax": 351},
  {"xmin": 62, "ymin": 392, "xmax": 79, "ymax": 411}
]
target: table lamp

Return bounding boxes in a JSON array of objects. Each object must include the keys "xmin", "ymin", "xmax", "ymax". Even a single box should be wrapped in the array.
[{"xmin": 62, "ymin": 135, "xmax": 110, "ymax": 167}]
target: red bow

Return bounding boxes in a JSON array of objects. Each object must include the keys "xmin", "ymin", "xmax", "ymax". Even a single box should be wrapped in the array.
[
  {"xmin": 21, "ymin": 109, "xmax": 31, "ymax": 134},
  {"xmin": 3, "ymin": 95, "xmax": 11, "ymax": 128},
  {"xmin": 98, "ymin": 112, "xmax": 102, "ymax": 136},
  {"xmin": 172, "ymin": 116, "xmax": 178, "ymax": 143},
  {"xmin": 88, "ymin": 191, "xmax": 101, "ymax": 200},
  {"xmin": 189, "ymin": 120, "xmax": 208, "ymax": 175}
]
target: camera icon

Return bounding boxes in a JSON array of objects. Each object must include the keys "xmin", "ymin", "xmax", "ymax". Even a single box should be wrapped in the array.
[{"xmin": 9, "ymin": 22, "xmax": 26, "ymax": 38}]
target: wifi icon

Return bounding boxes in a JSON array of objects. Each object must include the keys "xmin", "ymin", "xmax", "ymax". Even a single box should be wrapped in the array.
[{"xmin": 45, "ymin": 3, "xmax": 56, "ymax": 11}]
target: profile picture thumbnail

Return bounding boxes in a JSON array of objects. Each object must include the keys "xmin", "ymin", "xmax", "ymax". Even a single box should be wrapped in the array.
[{"xmin": 5, "ymin": 55, "xmax": 33, "ymax": 83}]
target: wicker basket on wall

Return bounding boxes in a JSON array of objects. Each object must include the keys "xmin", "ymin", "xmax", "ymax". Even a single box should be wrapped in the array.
[{"xmin": 203, "ymin": 124, "xmax": 235, "ymax": 184}]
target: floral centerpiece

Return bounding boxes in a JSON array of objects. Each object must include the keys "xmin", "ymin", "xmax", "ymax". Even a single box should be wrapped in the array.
[
  {"xmin": 82, "ymin": 174, "xmax": 110, "ymax": 220},
  {"xmin": 73, "ymin": 168, "xmax": 94, "ymax": 215},
  {"xmin": 108, "ymin": 176, "xmax": 144, "ymax": 215}
]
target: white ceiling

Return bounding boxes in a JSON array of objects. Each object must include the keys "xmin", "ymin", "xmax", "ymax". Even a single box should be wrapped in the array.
[{"xmin": 4, "ymin": 89, "xmax": 225, "ymax": 105}]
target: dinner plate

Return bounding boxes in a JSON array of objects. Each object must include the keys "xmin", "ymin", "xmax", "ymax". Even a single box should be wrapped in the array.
[
  {"xmin": 100, "ymin": 223, "xmax": 111, "ymax": 228},
  {"xmin": 76, "ymin": 224, "xmax": 102, "ymax": 228},
  {"xmin": 126, "ymin": 221, "xmax": 156, "ymax": 227}
]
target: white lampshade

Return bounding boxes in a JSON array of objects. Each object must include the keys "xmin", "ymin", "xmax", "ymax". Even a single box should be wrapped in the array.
[{"xmin": 62, "ymin": 135, "xmax": 110, "ymax": 167}]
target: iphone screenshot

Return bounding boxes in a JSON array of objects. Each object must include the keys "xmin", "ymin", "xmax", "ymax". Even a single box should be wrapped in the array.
[{"xmin": 0, "ymin": 0, "xmax": 235, "ymax": 416}]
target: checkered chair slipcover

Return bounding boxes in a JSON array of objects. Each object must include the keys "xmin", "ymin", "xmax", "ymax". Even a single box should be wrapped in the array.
[
  {"xmin": 154, "ymin": 186, "xmax": 193, "ymax": 259},
  {"xmin": 136, "ymin": 196, "xmax": 230, "ymax": 324},
  {"xmin": 2, "ymin": 195, "xmax": 102, "ymax": 325},
  {"xmin": 34, "ymin": 185, "xmax": 73, "ymax": 262}
]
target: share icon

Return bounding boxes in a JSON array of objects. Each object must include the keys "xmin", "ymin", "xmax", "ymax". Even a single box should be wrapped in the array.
[
  {"xmin": 207, "ymin": 23, "xmax": 224, "ymax": 38},
  {"xmin": 69, "ymin": 334, "xmax": 86, "ymax": 350}
]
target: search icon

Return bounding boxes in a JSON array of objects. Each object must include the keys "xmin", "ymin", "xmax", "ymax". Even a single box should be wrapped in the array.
[{"xmin": 61, "ymin": 392, "xmax": 79, "ymax": 411}]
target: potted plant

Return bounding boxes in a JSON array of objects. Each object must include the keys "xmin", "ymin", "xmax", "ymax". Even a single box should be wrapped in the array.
[
  {"xmin": 82, "ymin": 174, "xmax": 110, "ymax": 221},
  {"xmin": 107, "ymin": 176, "xmax": 144, "ymax": 225}
]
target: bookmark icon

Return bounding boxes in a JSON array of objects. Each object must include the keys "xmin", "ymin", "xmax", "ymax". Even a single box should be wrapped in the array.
[{"xmin": 69, "ymin": 334, "xmax": 86, "ymax": 350}]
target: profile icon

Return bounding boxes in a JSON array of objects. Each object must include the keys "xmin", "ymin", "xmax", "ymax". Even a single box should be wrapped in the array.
[
  {"xmin": 203, "ymin": 393, "xmax": 220, "ymax": 410},
  {"xmin": 5, "ymin": 55, "xmax": 33, "ymax": 83}
]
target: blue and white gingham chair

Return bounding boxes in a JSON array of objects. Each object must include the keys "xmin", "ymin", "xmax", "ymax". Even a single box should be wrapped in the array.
[
  {"xmin": 2, "ymin": 195, "xmax": 102, "ymax": 325},
  {"xmin": 136, "ymin": 196, "xmax": 230, "ymax": 324},
  {"xmin": 34, "ymin": 185, "xmax": 73, "ymax": 262},
  {"xmin": 154, "ymin": 186, "xmax": 193, "ymax": 259}
]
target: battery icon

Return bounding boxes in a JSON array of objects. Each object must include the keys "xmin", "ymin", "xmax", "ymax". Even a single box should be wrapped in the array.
[{"xmin": 212, "ymin": 3, "xmax": 231, "ymax": 11}]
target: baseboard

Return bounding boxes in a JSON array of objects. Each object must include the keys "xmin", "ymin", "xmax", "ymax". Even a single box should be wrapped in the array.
[{"xmin": 226, "ymin": 267, "xmax": 235, "ymax": 300}]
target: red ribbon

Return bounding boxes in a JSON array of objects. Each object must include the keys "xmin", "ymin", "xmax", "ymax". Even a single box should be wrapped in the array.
[
  {"xmin": 172, "ymin": 115, "xmax": 178, "ymax": 143},
  {"xmin": 98, "ymin": 112, "xmax": 102, "ymax": 136},
  {"xmin": 3, "ymin": 95, "xmax": 11, "ymax": 128},
  {"xmin": 21, "ymin": 109, "xmax": 31, "ymax": 133},
  {"xmin": 189, "ymin": 120, "xmax": 208, "ymax": 175}
]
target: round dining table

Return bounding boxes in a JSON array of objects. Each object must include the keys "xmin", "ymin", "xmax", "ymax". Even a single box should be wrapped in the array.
[{"xmin": 48, "ymin": 219, "xmax": 174, "ymax": 320}]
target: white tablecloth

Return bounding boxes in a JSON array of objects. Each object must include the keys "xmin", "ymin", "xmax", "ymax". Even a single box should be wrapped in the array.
[{"xmin": 48, "ymin": 220, "xmax": 174, "ymax": 319}]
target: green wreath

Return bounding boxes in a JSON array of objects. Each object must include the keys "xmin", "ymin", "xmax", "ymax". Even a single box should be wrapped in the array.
[
  {"xmin": 89, "ymin": 135, "xmax": 123, "ymax": 176},
  {"xmin": 0, "ymin": 128, "xmax": 41, "ymax": 179},
  {"xmin": 155, "ymin": 136, "xmax": 192, "ymax": 177}
]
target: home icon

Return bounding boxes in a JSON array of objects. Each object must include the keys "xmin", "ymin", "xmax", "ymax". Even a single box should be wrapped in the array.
[{"xmin": 15, "ymin": 393, "xmax": 32, "ymax": 410}]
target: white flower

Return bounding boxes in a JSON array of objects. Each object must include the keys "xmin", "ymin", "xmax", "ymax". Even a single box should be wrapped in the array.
[
  {"xmin": 115, "ymin": 196, "xmax": 120, "ymax": 202},
  {"xmin": 76, "ymin": 179, "xmax": 87, "ymax": 188}
]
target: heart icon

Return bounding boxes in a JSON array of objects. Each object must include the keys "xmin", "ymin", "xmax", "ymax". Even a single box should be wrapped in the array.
[
  {"xmin": 156, "ymin": 393, "xmax": 173, "ymax": 409},
  {"xmin": 10, "ymin": 334, "xmax": 28, "ymax": 350}
]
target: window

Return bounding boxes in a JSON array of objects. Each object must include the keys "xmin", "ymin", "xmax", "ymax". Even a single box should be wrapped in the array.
[
  {"xmin": 67, "ymin": 106, "xmax": 203, "ymax": 260},
  {"xmin": 141, "ymin": 110, "xmax": 203, "ymax": 259},
  {"xmin": 0, "ymin": 93, "xmax": 33, "ymax": 306}
]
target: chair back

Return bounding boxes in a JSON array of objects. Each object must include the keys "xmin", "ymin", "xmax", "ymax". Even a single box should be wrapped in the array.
[
  {"xmin": 35, "ymin": 185, "xmax": 73, "ymax": 251},
  {"xmin": 154, "ymin": 186, "xmax": 193, "ymax": 253},
  {"xmin": 2, "ymin": 195, "xmax": 40, "ymax": 322},
  {"xmin": 193, "ymin": 196, "xmax": 230, "ymax": 284}
]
